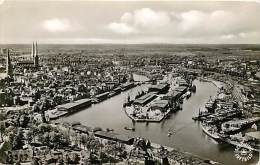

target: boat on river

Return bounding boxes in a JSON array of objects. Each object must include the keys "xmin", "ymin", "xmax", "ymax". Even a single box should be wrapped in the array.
[
  {"xmin": 168, "ymin": 131, "xmax": 173, "ymax": 137},
  {"xmin": 186, "ymin": 91, "xmax": 191, "ymax": 99},
  {"xmin": 179, "ymin": 98, "xmax": 183, "ymax": 104},
  {"xmin": 106, "ymin": 128, "xmax": 114, "ymax": 132},
  {"xmin": 124, "ymin": 127, "xmax": 135, "ymax": 131},
  {"xmin": 201, "ymin": 122, "xmax": 220, "ymax": 140},
  {"xmin": 190, "ymin": 85, "xmax": 196, "ymax": 93}
]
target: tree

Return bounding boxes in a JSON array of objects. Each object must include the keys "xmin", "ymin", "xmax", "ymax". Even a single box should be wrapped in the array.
[
  {"xmin": 81, "ymin": 134, "xmax": 88, "ymax": 150},
  {"xmin": 19, "ymin": 114, "xmax": 30, "ymax": 128},
  {"xmin": 52, "ymin": 132, "xmax": 62, "ymax": 148},
  {"xmin": 73, "ymin": 154, "xmax": 80, "ymax": 164},
  {"xmin": 0, "ymin": 121, "xmax": 5, "ymax": 142},
  {"xmin": 31, "ymin": 126, "xmax": 39, "ymax": 143},
  {"xmin": 12, "ymin": 130, "xmax": 25, "ymax": 150},
  {"xmin": 57, "ymin": 157, "xmax": 64, "ymax": 165},
  {"xmin": 26, "ymin": 130, "xmax": 33, "ymax": 145},
  {"xmin": 38, "ymin": 123, "xmax": 52, "ymax": 134},
  {"xmin": 31, "ymin": 157, "xmax": 41, "ymax": 165}
]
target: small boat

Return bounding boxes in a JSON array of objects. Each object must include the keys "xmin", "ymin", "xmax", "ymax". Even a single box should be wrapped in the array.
[
  {"xmin": 167, "ymin": 131, "xmax": 173, "ymax": 137},
  {"xmin": 190, "ymin": 85, "xmax": 196, "ymax": 93},
  {"xmin": 106, "ymin": 128, "xmax": 114, "ymax": 132},
  {"xmin": 91, "ymin": 98, "xmax": 99, "ymax": 104},
  {"xmin": 168, "ymin": 129, "xmax": 175, "ymax": 137},
  {"xmin": 192, "ymin": 116, "xmax": 199, "ymax": 121},
  {"xmin": 186, "ymin": 91, "xmax": 191, "ymax": 99},
  {"xmin": 179, "ymin": 98, "xmax": 183, "ymax": 104},
  {"xmin": 124, "ymin": 127, "xmax": 135, "ymax": 131}
]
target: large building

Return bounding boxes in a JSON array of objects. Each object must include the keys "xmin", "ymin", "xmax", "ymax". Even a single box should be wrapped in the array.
[
  {"xmin": 16, "ymin": 42, "xmax": 39, "ymax": 69},
  {"xmin": 6, "ymin": 49, "xmax": 13, "ymax": 77}
]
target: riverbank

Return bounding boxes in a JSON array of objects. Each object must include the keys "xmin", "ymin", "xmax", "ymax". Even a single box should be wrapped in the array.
[
  {"xmin": 199, "ymin": 77, "xmax": 224, "ymax": 89},
  {"xmin": 67, "ymin": 121, "xmax": 221, "ymax": 165},
  {"xmin": 197, "ymin": 77, "xmax": 260, "ymax": 162},
  {"xmin": 151, "ymin": 142, "xmax": 221, "ymax": 165}
]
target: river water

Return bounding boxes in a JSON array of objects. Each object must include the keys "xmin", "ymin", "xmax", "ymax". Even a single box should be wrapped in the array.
[{"xmin": 64, "ymin": 74, "xmax": 259, "ymax": 165}]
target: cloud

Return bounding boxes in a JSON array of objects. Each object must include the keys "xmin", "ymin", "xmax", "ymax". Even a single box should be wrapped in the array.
[
  {"xmin": 178, "ymin": 10, "xmax": 207, "ymax": 32},
  {"xmin": 220, "ymin": 34, "xmax": 236, "ymax": 40},
  {"xmin": 107, "ymin": 22, "xmax": 137, "ymax": 34},
  {"xmin": 133, "ymin": 8, "xmax": 171, "ymax": 29},
  {"xmin": 107, "ymin": 7, "xmax": 260, "ymax": 44},
  {"xmin": 107, "ymin": 8, "xmax": 172, "ymax": 35},
  {"xmin": 43, "ymin": 18, "xmax": 70, "ymax": 32},
  {"xmin": 42, "ymin": 18, "xmax": 82, "ymax": 33},
  {"xmin": 2, "ymin": 1, "xmax": 260, "ymax": 44},
  {"xmin": 120, "ymin": 12, "xmax": 133, "ymax": 23}
]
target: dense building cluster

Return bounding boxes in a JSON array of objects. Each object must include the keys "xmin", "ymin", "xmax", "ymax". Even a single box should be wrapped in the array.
[{"xmin": 0, "ymin": 44, "xmax": 259, "ymax": 164}]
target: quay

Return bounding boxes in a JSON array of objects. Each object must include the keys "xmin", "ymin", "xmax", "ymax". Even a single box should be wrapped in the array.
[
  {"xmin": 220, "ymin": 136, "xmax": 259, "ymax": 152},
  {"xmin": 46, "ymin": 98, "xmax": 92, "ymax": 120},
  {"xmin": 46, "ymin": 82, "xmax": 139, "ymax": 120},
  {"xmin": 195, "ymin": 77, "xmax": 260, "ymax": 156},
  {"xmin": 221, "ymin": 117, "xmax": 260, "ymax": 134},
  {"xmin": 123, "ymin": 76, "xmax": 192, "ymax": 122}
]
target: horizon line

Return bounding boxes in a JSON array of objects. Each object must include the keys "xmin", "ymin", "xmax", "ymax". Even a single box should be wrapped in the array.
[{"xmin": 1, "ymin": 43, "xmax": 260, "ymax": 45}]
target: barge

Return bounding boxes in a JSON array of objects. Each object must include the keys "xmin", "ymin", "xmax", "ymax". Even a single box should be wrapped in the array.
[
  {"xmin": 95, "ymin": 92, "xmax": 110, "ymax": 102},
  {"xmin": 121, "ymin": 82, "xmax": 136, "ymax": 91},
  {"xmin": 200, "ymin": 122, "xmax": 220, "ymax": 140}
]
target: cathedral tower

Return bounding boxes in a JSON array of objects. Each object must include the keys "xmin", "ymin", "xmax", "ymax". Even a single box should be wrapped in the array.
[
  {"xmin": 34, "ymin": 41, "xmax": 39, "ymax": 67},
  {"xmin": 6, "ymin": 49, "xmax": 13, "ymax": 77},
  {"xmin": 31, "ymin": 42, "xmax": 35, "ymax": 58}
]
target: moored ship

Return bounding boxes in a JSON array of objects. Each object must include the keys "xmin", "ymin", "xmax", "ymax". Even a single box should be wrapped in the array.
[{"xmin": 200, "ymin": 122, "xmax": 220, "ymax": 140}]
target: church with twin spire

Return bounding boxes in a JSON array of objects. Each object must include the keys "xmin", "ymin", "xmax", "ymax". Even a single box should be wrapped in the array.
[
  {"xmin": 5, "ymin": 42, "xmax": 40, "ymax": 77},
  {"xmin": 15, "ymin": 41, "xmax": 40, "ymax": 69}
]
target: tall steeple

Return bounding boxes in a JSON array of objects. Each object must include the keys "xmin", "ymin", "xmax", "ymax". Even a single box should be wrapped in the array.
[
  {"xmin": 31, "ymin": 42, "xmax": 35, "ymax": 58},
  {"xmin": 6, "ymin": 49, "xmax": 13, "ymax": 77},
  {"xmin": 34, "ymin": 41, "xmax": 39, "ymax": 67},
  {"xmin": 34, "ymin": 41, "xmax": 38, "ymax": 57}
]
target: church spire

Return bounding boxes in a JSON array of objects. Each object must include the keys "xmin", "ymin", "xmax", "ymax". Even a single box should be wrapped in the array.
[
  {"xmin": 34, "ymin": 41, "xmax": 38, "ymax": 57},
  {"xmin": 34, "ymin": 41, "xmax": 39, "ymax": 68},
  {"xmin": 6, "ymin": 49, "xmax": 12, "ymax": 77},
  {"xmin": 31, "ymin": 42, "xmax": 35, "ymax": 58}
]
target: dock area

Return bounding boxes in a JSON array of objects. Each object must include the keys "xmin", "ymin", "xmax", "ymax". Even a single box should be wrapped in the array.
[
  {"xmin": 123, "ymin": 76, "xmax": 194, "ymax": 122},
  {"xmin": 195, "ymin": 78, "xmax": 260, "ymax": 153},
  {"xmin": 46, "ymin": 82, "xmax": 139, "ymax": 120}
]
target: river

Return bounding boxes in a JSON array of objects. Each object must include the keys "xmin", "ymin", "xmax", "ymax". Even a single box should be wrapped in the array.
[{"xmin": 63, "ymin": 74, "xmax": 259, "ymax": 165}]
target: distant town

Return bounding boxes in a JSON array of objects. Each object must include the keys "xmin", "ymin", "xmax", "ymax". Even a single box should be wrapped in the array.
[{"xmin": 0, "ymin": 43, "xmax": 259, "ymax": 165}]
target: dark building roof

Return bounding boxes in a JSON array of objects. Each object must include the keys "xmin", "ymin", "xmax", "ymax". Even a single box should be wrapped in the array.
[
  {"xmin": 94, "ymin": 131, "xmax": 134, "ymax": 144},
  {"xmin": 57, "ymin": 98, "xmax": 91, "ymax": 111},
  {"xmin": 149, "ymin": 84, "xmax": 169, "ymax": 90},
  {"xmin": 150, "ymin": 100, "xmax": 169, "ymax": 109},
  {"xmin": 72, "ymin": 124, "xmax": 92, "ymax": 134},
  {"xmin": 133, "ymin": 92, "xmax": 157, "ymax": 105}
]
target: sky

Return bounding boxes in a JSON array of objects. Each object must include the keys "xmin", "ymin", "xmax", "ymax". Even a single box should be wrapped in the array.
[{"xmin": 0, "ymin": 0, "xmax": 260, "ymax": 44}]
